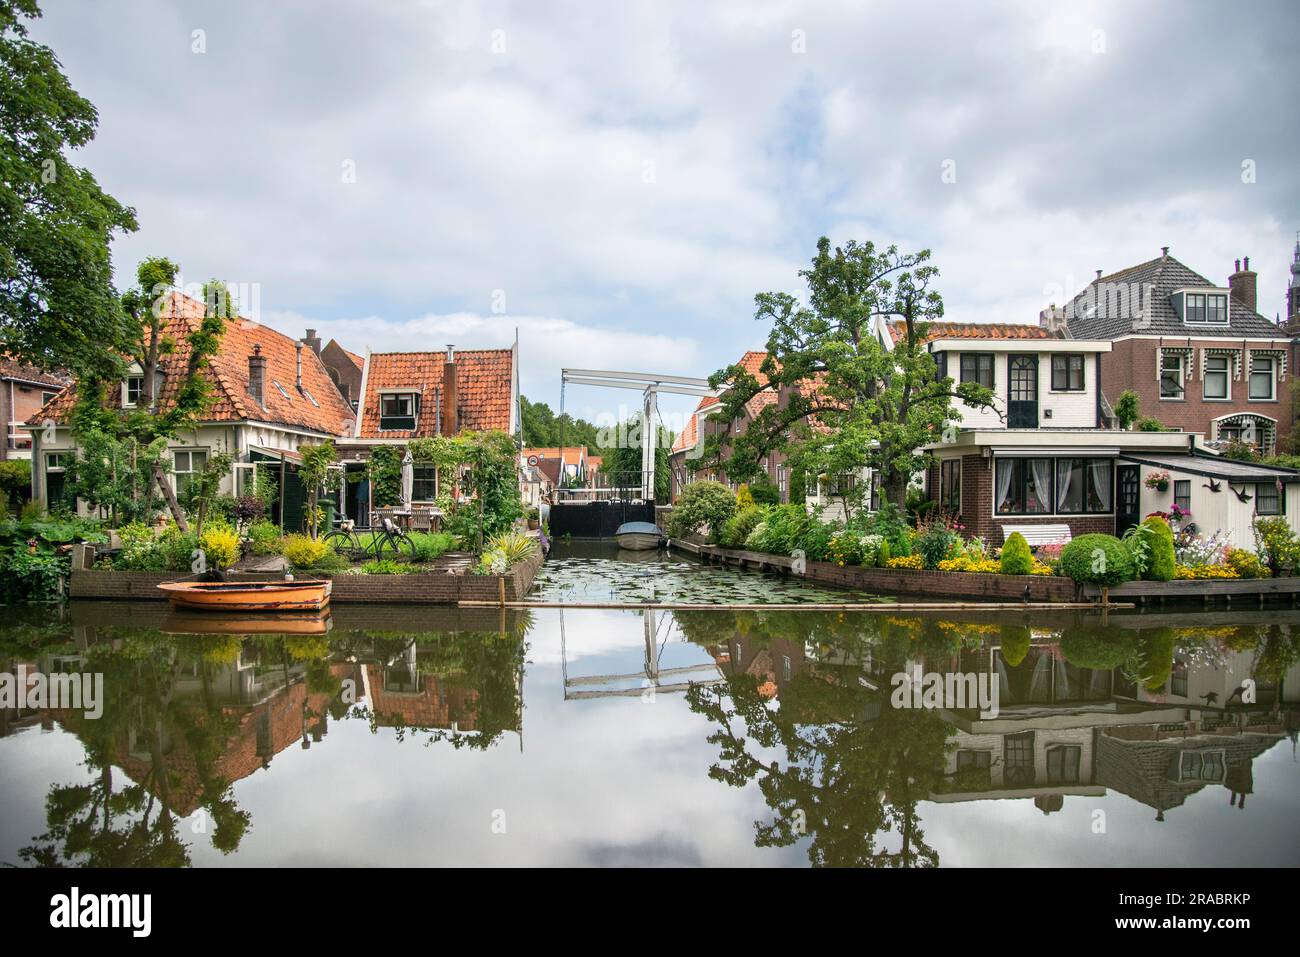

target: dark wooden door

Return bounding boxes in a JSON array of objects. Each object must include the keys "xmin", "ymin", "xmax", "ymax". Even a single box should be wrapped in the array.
[
  {"xmin": 1116, "ymin": 463, "xmax": 1140, "ymax": 536},
  {"xmin": 1007, "ymin": 355, "xmax": 1038, "ymax": 428}
]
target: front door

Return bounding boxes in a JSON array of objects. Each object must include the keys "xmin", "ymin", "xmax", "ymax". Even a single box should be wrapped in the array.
[
  {"xmin": 1007, "ymin": 355, "xmax": 1038, "ymax": 428},
  {"xmin": 1116, "ymin": 463, "xmax": 1141, "ymax": 536}
]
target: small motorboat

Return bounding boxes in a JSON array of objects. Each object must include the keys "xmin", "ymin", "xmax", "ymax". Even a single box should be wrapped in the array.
[
  {"xmin": 613, "ymin": 521, "xmax": 665, "ymax": 551},
  {"xmin": 157, "ymin": 579, "xmax": 332, "ymax": 612}
]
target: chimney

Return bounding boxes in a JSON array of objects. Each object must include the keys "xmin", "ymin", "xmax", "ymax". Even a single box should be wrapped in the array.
[
  {"xmin": 295, "ymin": 340, "xmax": 304, "ymax": 392},
  {"xmin": 248, "ymin": 344, "xmax": 266, "ymax": 405},
  {"xmin": 1161, "ymin": 246, "xmax": 1169, "ymax": 258},
  {"xmin": 303, "ymin": 328, "xmax": 322, "ymax": 355},
  {"xmin": 1229, "ymin": 255, "xmax": 1257, "ymax": 312},
  {"xmin": 441, "ymin": 344, "xmax": 458, "ymax": 436}
]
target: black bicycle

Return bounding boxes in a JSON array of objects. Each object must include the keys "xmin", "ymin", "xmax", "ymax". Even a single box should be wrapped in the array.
[{"xmin": 323, "ymin": 517, "xmax": 416, "ymax": 562}]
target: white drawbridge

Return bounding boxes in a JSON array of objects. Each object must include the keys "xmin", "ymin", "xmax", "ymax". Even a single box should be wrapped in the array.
[{"xmin": 560, "ymin": 368, "xmax": 718, "ymax": 501}]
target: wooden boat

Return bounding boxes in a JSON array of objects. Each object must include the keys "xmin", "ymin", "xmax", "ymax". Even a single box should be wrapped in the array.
[
  {"xmin": 157, "ymin": 579, "xmax": 332, "ymax": 612},
  {"xmin": 613, "ymin": 521, "xmax": 664, "ymax": 551},
  {"xmin": 163, "ymin": 609, "xmax": 333, "ymax": 636}
]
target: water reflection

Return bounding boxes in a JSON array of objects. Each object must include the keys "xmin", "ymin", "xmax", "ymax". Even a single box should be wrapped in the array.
[{"xmin": 1, "ymin": 603, "xmax": 1297, "ymax": 867}]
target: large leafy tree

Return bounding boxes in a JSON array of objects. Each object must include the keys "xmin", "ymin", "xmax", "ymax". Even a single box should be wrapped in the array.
[
  {"xmin": 70, "ymin": 259, "xmax": 229, "ymax": 530},
  {"xmin": 0, "ymin": 0, "xmax": 137, "ymax": 373},
  {"xmin": 520, "ymin": 395, "xmax": 600, "ymax": 449},
  {"xmin": 596, "ymin": 410, "xmax": 673, "ymax": 499},
  {"xmin": 699, "ymin": 238, "xmax": 994, "ymax": 508}
]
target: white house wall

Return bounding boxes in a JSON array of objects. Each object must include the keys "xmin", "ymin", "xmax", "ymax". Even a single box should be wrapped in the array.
[
  {"xmin": 1137, "ymin": 464, "xmax": 1300, "ymax": 549},
  {"xmin": 948, "ymin": 350, "xmax": 1099, "ymax": 430}
]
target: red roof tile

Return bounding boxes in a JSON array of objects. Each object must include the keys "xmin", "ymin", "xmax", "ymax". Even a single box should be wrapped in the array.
[
  {"xmin": 886, "ymin": 320, "xmax": 1055, "ymax": 344},
  {"xmin": 358, "ymin": 349, "xmax": 514, "ymax": 439},
  {"xmin": 33, "ymin": 293, "xmax": 355, "ymax": 436},
  {"xmin": 0, "ymin": 356, "xmax": 69, "ymax": 389}
]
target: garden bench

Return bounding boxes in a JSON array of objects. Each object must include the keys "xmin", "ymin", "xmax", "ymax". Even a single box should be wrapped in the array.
[{"xmin": 1002, "ymin": 523, "xmax": 1072, "ymax": 548}]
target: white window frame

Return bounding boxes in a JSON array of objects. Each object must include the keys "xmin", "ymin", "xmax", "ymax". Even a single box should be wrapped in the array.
[
  {"xmin": 172, "ymin": 449, "xmax": 209, "ymax": 497},
  {"xmin": 123, "ymin": 375, "xmax": 144, "ymax": 407},
  {"xmin": 1249, "ymin": 356, "xmax": 1276, "ymax": 401},
  {"xmin": 1203, "ymin": 355, "xmax": 1231, "ymax": 401},
  {"xmin": 1160, "ymin": 353, "xmax": 1186, "ymax": 400}
]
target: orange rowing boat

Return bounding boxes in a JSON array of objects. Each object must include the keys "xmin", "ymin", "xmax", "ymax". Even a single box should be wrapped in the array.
[{"xmin": 157, "ymin": 579, "xmax": 332, "ymax": 612}]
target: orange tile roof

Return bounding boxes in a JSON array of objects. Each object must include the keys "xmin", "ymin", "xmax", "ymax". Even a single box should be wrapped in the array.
[
  {"xmin": 34, "ymin": 292, "xmax": 355, "ymax": 436},
  {"xmin": 671, "ymin": 394, "xmax": 720, "ymax": 453},
  {"xmin": 0, "ymin": 355, "xmax": 69, "ymax": 389},
  {"xmin": 522, "ymin": 446, "xmax": 586, "ymax": 463},
  {"xmin": 886, "ymin": 320, "xmax": 1055, "ymax": 344},
  {"xmin": 358, "ymin": 348, "xmax": 514, "ymax": 439}
]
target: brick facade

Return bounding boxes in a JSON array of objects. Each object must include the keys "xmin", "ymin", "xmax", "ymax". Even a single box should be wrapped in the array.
[
  {"xmin": 943, "ymin": 453, "xmax": 1114, "ymax": 545},
  {"xmin": 1104, "ymin": 337, "xmax": 1297, "ymax": 452}
]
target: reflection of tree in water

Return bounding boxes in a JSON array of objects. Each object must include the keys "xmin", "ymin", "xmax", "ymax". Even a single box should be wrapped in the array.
[
  {"xmin": 15, "ymin": 629, "xmax": 251, "ymax": 867},
  {"xmin": 686, "ymin": 657, "xmax": 952, "ymax": 868}
]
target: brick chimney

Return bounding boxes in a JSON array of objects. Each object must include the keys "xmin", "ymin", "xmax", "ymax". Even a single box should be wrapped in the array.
[
  {"xmin": 1229, "ymin": 256, "xmax": 1257, "ymax": 312},
  {"xmin": 441, "ymin": 345, "xmax": 458, "ymax": 436},
  {"xmin": 248, "ymin": 344, "xmax": 266, "ymax": 405},
  {"xmin": 303, "ymin": 328, "xmax": 322, "ymax": 355}
]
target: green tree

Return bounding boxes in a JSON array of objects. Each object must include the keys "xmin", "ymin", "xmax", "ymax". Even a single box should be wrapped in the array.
[
  {"xmin": 0, "ymin": 0, "xmax": 138, "ymax": 374},
  {"xmin": 297, "ymin": 441, "xmax": 338, "ymax": 540},
  {"xmin": 597, "ymin": 410, "xmax": 673, "ymax": 499},
  {"xmin": 520, "ymin": 395, "xmax": 600, "ymax": 449},
  {"xmin": 69, "ymin": 263, "xmax": 229, "ymax": 530},
  {"xmin": 700, "ymin": 238, "xmax": 993, "ymax": 507}
]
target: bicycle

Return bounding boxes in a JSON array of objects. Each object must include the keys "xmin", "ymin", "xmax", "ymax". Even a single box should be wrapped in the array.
[{"xmin": 323, "ymin": 517, "xmax": 417, "ymax": 562}]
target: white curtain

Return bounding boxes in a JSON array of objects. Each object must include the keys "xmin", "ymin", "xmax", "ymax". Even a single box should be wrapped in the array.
[
  {"xmin": 1056, "ymin": 459, "xmax": 1075, "ymax": 511},
  {"xmin": 1090, "ymin": 460, "xmax": 1112, "ymax": 511},
  {"xmin": 1030, "ymin": 459, "xmax": 1052, "ymax": 513},
  {"xmin": 996, "ymin": 459, "xmax": 1015, "ymax": 512}
]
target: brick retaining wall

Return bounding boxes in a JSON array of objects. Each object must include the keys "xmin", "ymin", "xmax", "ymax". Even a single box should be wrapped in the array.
[
  {"xmin": 70, "ymin": 550, "xmax": 544, "ymax": 605},
  {"xmin": 691, "ymin": 543, "xmax": 1080, "ymax": 602}
]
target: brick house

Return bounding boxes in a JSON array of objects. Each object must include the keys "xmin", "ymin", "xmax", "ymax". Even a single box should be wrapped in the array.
[
  {"xmin": 301, "ymin": 328, "xmax": 364, "ymax": 409},
  {"xmin": 1057, "ymin": 249, "xmax": 1297, "ymax": 455},
  {"xmin": 335, "ymin": 345, "xmax": 518, "ymax": 525},
  {"xmin": 668, "ymin": 351, "xmax": 794, "ymax": 504},
  {"xmin": 29, "ymin": 292, "xmax": 356, "ymax": 528},
  {"xmin": 1, "ymin": 357, "xmax": 68, "ymax": 461}
]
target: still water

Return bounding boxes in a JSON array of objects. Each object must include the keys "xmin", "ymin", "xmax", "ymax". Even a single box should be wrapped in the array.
[{"xmin": 1, "ymin": 552, "xmax": 1297, "ymax": 866}]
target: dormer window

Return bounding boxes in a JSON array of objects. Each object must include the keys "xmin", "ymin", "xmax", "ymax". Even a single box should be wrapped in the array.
[
  {"xmin": 1174, "ymin": 290, "xmax": 1229, "ymax": 324},
  {"xmin": 124, "ymin": 375, "xmax": 144, "ymax": 407},
  {"xmin": 379, "ymin": 392, "xmax": 418, "ymax": 430}
]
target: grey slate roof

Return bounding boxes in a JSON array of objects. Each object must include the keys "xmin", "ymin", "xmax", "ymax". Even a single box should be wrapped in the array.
[{"xmin": 1061, "ymin": 254, "xmax": 1288, "ymax": 340}]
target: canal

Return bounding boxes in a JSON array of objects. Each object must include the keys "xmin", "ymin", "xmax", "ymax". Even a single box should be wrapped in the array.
[{"xmin": 0, "ymin": 545, "xmax": 1297, "ymax": 867}]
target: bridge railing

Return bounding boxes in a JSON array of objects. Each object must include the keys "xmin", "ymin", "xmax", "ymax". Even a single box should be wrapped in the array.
[{"xmin": 552, "ymin": 470, "xmax": 656, "ymax": 503}]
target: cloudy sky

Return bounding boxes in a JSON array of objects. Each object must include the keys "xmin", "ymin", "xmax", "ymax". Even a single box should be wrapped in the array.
[{"xmin": 31, "ymin": 0, "xmax": 1300, "ymax": 421}]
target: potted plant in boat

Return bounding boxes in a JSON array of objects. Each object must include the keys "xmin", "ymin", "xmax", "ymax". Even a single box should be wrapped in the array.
[{"xmin": 1144, "ymin": 469, "xmax": 1170, "ymax": 493}]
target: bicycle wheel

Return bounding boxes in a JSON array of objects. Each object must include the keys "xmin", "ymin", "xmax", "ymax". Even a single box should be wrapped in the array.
[
  {"xmin": 323, "ymin": 530, "xmax": 360, "ymax": 560},
  {"xmin": 383, "ymin": 531, "xmax": 417, "ymax": 562}
]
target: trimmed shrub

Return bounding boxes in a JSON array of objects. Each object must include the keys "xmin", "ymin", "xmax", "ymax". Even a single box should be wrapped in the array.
[
  {"xmin": 666, "ymin": 481, "xmax": 736, "ymax": 543},
  {"xmin": 999, "ymin": 532, "xmax": 1033, "ymax": 576},
  {"xmin": 1059, "ymin": 533, "xmax": 1133, "ymax": 586},
  {"xmin": 282, "ymin": 534, "xmax": 332, "ymax": 569},
  {"xmin": 199, "ymin": 525, "xmax": 240, "ymax": 570},
  {"xmin": 246, "ymin": 520, "xmax": 283, "ymax": 556},
  {"xmin": 1140, "ymin": 515, "xmax": 1175, "ymax": 581}
]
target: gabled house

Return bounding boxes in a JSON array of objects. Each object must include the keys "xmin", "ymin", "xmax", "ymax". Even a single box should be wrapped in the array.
[
  {"xmin": 1, "ymin": 357, "xmax": 69, "ymax": 461},
  {"xmin": 1058, "ymin": 249, "xmax": 1297, "ymax": 455},
  {"xmin": 905, "ymin": 314, "xmax": 1300, "ymax": 547},
  {"xmin": 668, "ymin": 351, "xmax": 793, "ymax": 504},
  {"xmin": 335, "ymin": 344, "xmax": 519, "ymax": 525},
  {"xmin": 29, "ymin": 292, "xmax": 356, "ymax": 527}
]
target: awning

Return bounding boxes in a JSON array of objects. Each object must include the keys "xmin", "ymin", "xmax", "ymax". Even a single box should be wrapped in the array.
[{"xmin": 248, "ymin": 445, "xmax": 303, "ymax": 466}]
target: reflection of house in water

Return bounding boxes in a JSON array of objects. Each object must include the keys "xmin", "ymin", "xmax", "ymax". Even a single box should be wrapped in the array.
[
  {"xmin": 930, "ymin": 634, "xmax": 1296, "ymax": 816},
  {"xmin": 28, "ymin": 640, "xmax": 362, "ymax": 816},
  {"xmin": 358, "ymin": 637, "xmax": 524, "ymax": 745}
]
